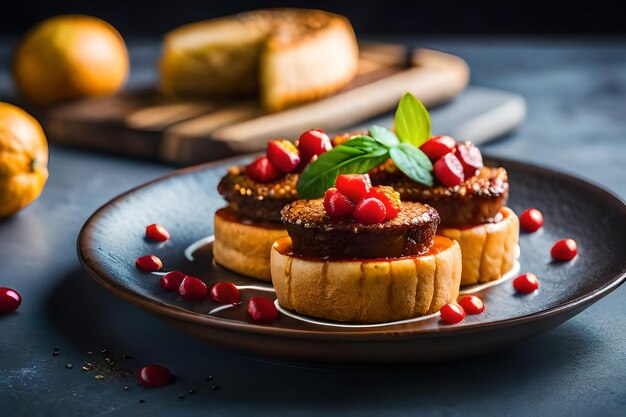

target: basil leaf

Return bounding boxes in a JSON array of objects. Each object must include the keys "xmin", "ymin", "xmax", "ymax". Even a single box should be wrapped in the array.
[
  {"xmin": 369, "ymin": 125, "xmax": 399, "ymax": 147},
  {"xmin": 389, "ymin": 143, "xmax": 434, "ymax": 187},
  {"xmin": 394, "ymin": 93, "xmax": 431, "ymax": 147},
  {"xmin": 297, "ymin": 136, "xmax": 389, "ymax": 199}
]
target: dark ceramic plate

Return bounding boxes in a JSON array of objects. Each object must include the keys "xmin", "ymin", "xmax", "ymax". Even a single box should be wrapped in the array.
[{"xmin": 78, "ymin": 155, "xmax": 626, "ymax": 364}]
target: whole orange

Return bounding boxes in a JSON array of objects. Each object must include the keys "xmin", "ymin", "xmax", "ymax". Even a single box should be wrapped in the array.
[
  {"xmin": 12, "ymin": 15, "xmax": 129, "ymax": 106},
  {"xmin": 0, "ymin": 102, "xmax": 49, "ymax": 217}
]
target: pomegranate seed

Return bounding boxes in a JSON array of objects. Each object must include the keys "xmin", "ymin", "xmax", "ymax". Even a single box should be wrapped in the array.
[
  {"xmin": 267, "ymin": 139, "xmax": 301, "ymax": 173},
  {"xmin": 297, "ymin": 129, "xmax": 331, "ymax": 162},
  {"xmin": 247, "ymin": 297, "xmax": 279, "ymax": 322},
  {"xmin": 246, "ymin": 156, "xmax": 282, "ymax": 183},
  {"xmin": 434, "ymin": 153, "xmax": 465, "ymax": 187},
  {"xmin": 178, "ymin": 276, "xmax": 208, "ymax": 301},
  {"xmin": 519, "ymin": 208, "xmax": 544, "ymax": 232},
  {"xmin": 209, "ymin": 282, "xmax": 241, "ymax": 304},
  {"xmin": 137, "ymin": 365, "xmax": 174, "ymax": 387},
  {"xmin": 513, "ymin": 273, "xmax": 539, "ymax": 293},
  {"xmin": 368, "ymin": 186, "xmax": 401, "ymax": 219},
  {"xmin": 335, "ymin": 174, "xmax": 372, "ymax": 204},
  {"xmin": 135, "ymin": 255, "xmax": 162, "ymax": 272},
  {"xmin": 439, "ymin": 302, "xmax": 466, "ymax": 324},
  {"xmin": 419, "ymin": 135, "xmax": 456, "ymax": 161},
  {"xmin": 353, "ymin": 197, "xmax": 387, "ymax": 225},
  {"xmin": 551, "ymin": 239, "xmax": 578, "ymax": 261},
  {"xmin": 0, "ymin": 287, "xmax": 22, "ymax": 313},
  {"xmin": 458, "ymin": 296, "xmax": 485, "ymax": 314},
  {"xmin": 145, "ymin": 223, "xmax": 170, "ymax": 242},
  {"xmin": 457, "ymin": 141, "xmax": 484, "ymax": 178},
  {"xmin": 160, "ymin": 271, "xmax": 186, "ymax": 292},
  {"xmin": 323, "ymin": 188, "xmax": 354, "ymax": 219}
]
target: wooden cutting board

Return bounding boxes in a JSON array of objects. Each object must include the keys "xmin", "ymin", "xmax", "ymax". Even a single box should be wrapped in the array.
[{"xmin": 38, "ymin": 42, "xmax": 471, "ymax": 165}]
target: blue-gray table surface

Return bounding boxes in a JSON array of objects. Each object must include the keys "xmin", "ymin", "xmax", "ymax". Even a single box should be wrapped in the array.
[{"xmin": 0, "ymin": 37, "xmax": 625, "ymax": 417}]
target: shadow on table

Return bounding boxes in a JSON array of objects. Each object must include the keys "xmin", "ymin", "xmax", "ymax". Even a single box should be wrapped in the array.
[{"xmin": 45, "ymin": 266, "xmax": 608, "ymax": 412}]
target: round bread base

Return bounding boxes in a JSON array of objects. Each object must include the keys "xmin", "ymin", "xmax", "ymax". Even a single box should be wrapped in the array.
[
  {"xmin": 213, "ymin": 209, "xmax": 287, "ymax": 281},
  {"xmin": 270, "ymin": 235, "xmax": 462, "ymax": 324},
  {"xmin": 439, "ymin": 207, "xmax": 519, "ymax": 286}
]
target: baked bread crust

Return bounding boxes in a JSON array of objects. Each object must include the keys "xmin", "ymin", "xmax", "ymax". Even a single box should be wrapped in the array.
[
  {"xmin": 160, "ymin": 8, "xmax": 359, "ymax": 111},
  {"xmin": 271, "ymin": 235, "xmax": 462, "ymax": 323},
  {"xmin": 438, "ymin": 207, "xmax": 519, "ymax": 286},
  {"xmin": 213, "ymin": 208, "xmax": 287, "ymax": 281}
]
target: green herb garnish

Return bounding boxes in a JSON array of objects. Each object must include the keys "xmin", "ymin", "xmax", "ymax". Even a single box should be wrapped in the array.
[{"xmin": 297, "ymin": 93, "xmax": 434, "ymax": 198}]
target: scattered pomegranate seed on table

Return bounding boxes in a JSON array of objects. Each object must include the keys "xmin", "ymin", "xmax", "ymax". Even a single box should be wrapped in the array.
[
  {"xmin": 513, "ymin": 273, "xmax": 539, "ymax": 293},
  {"xmin": 551, "ymin": 238, "xmax": 578, "ymax": 261},
  {"xmin": 335, "ymin": 174, "xmax": 372, "ymax": 204},
  {"xmin": 209, "ymin": 282, "xmax": 241, "ymax": 304},
  {"xmin": 247, "ymin": 297, "xmax": 279, "ymax": 322},
  {"xmin": 456, "ymin": 141, "xmax": 484, "ymax": 178},
  {"xmin": 267, "ymin": 139, "xmax": 301, "ymax": 173},
  {"xmin": 323, "ymin": 188, "xmax": 354, "ymax": 219},
  {"xmin": 137, "ymin": 365, "xmax": 174, "ymax": 387},
  {"xmin": 458, "ymin": 296, "xmax": 485, "ymax": 314},
  {"xmin": 353, "ymin": 197, "xmax": 387, "ymax": 225},
  {"xmin": 246, "ymin": 156, "xmax": 282, "ymax": 183},
  {"xmin": 145, "ymin": 223, "xmax": 170, "ymax": 242},
  {"xmin": 160, "ymin": 271, "xmax": 187, "ymax": 292},
  {"xmin": 135, "ymin": 255, "xmax": 163, "ymax": 272},
  {"xmin": 439, "ymin": 302, "xmax": 466, "ymax": 324},
  {"xmin": 433, "ymin": 153, "xmax": 465, "ymax": 187},
  {"xmin": 0, "ymin": 287, "xmax": 22, "ymax": 313},
  {"xmin": 519, "ymin": 208, "xmax": 544, "ymax": 232},
  {"xmin": 419, "ymin": 135, "xmax": 456, "ymax": 161},
  {"xmin": 178, "ymin": 276, "xmax": 208, "ymax": 301}
]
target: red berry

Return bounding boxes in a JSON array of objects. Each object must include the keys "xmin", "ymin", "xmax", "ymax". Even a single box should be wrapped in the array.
[
  {"xmin": 267, "ymin": 139, "xmax": 301, "ymax": 173},
  {"xmin": 323, "ymin": 188, "xmax": 354, "ymax": 219},
  {"xmin": 0, "ymin": 287, "xmax": 22, "ymax": 313},
  {"xmin": 135, "ymin": 255, "xmax": 162, "ymax": 272},
  {"xmin": 551, "ymin": 239, "xmax": 578, "ymax": 261},
  {"xmin": 137, "ymin": 365, "xmax": 174, "ymax": 387},
  {"xmin": 419, "ymin": 135, "xmax": 456, "ymax": 161},
  {"xmin": 247, "ymin": 297, "xmax": 279, "ymax": 322},
  {"xmin": 519, "ymin": 208, "xmax": 544, "ymax": 232},
  {"xmin": 335, "ymin": 174, "xmax": 372, "ymax": 204},
  {"xmin": 433, "ymin": 153, "xmax": 465, "ymax": 187},
  {"xmin": 178, "ymin": 276, "xmax": 208, "ymax": 301},
  {"xmin": 209, "ymin": 282, "xmax": 241, "ymax": 304},
  {"xmin": 353, "ymin": 197, "xmax": 387, "ymax": 225},
  {"xmin": 513, "ymin": 273, "xmax": 539, "ymax": 293},
  {"xmin": 246, "ymin": 156, "xmax": 282, "ymax": 183},
  {"xmin": 368, "ymin": 186, "xmax": 401, "ymax": 219},
  {"xmin": 145, "ymin": 223, "xmax": 170, "ymax": 242},
  {"xmin": 458, "ymin": 296, "xmax": 485, "ymax": 314},
  {"xmin": 297, "ymin": 129, "xmax": 331, "ymax": 162},
  {"xmin": 457, "ymin": 141, "xmax": 484, "ymax": 178},
  {"xmin": 439, "ymin": 302, "xmax": 466, "ymax": 324},
  {"xmin": 160, "ymin": 271, "xmax": 186, "ymax": 292}
]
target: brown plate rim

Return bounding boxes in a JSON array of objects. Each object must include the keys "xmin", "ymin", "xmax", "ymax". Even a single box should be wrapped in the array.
[{"xmin": 77, "ymin": 155, "xmax": 626, "ymax": 340}]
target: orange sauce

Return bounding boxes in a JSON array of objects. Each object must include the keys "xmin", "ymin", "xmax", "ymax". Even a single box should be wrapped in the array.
[
  {"xmin": 216, "ymin": 208, "xmax": 284, "ymax": 230},
  {"xmin": 272, "ymin": 235, "xmax": 452, "ymax": 262}
]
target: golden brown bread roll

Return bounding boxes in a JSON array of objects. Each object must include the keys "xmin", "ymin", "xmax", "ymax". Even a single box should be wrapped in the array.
[
  {"xmin": 271, "ymin": 235, "xmax": 462, "ymax": 323},
  {"xmin": 438, "ymin": 207, "xmax": 519, "ymax": 286},
  {"xmin": 213, "ymin": 209, "xmax": 287, "ymax": 281}
]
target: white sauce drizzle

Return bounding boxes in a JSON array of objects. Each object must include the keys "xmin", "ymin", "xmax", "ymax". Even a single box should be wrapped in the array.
[{"xmin": 182, "ymin": 236, "xmax": 523, "ymax": 327}]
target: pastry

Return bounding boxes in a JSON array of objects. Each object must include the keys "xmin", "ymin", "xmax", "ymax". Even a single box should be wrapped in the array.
[
  {"xmin": 159, "ymin": 9, "xmax": 359, "ymax": 112},
  {"xmin": 369, "ymin": 140, "xmax": 519, "ymax": 285},
  {"xmin": 271, "ymin": 174, "xmax": 462, "ymax": 323},
  {"xmin": 213, "ymin": 129, "xmax": 332, "ymax": 280}
]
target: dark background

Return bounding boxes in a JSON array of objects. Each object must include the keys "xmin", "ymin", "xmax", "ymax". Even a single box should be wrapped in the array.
[{"xmin": 2, "ymin": 0, "xmax": 623, "ymax": 37}]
